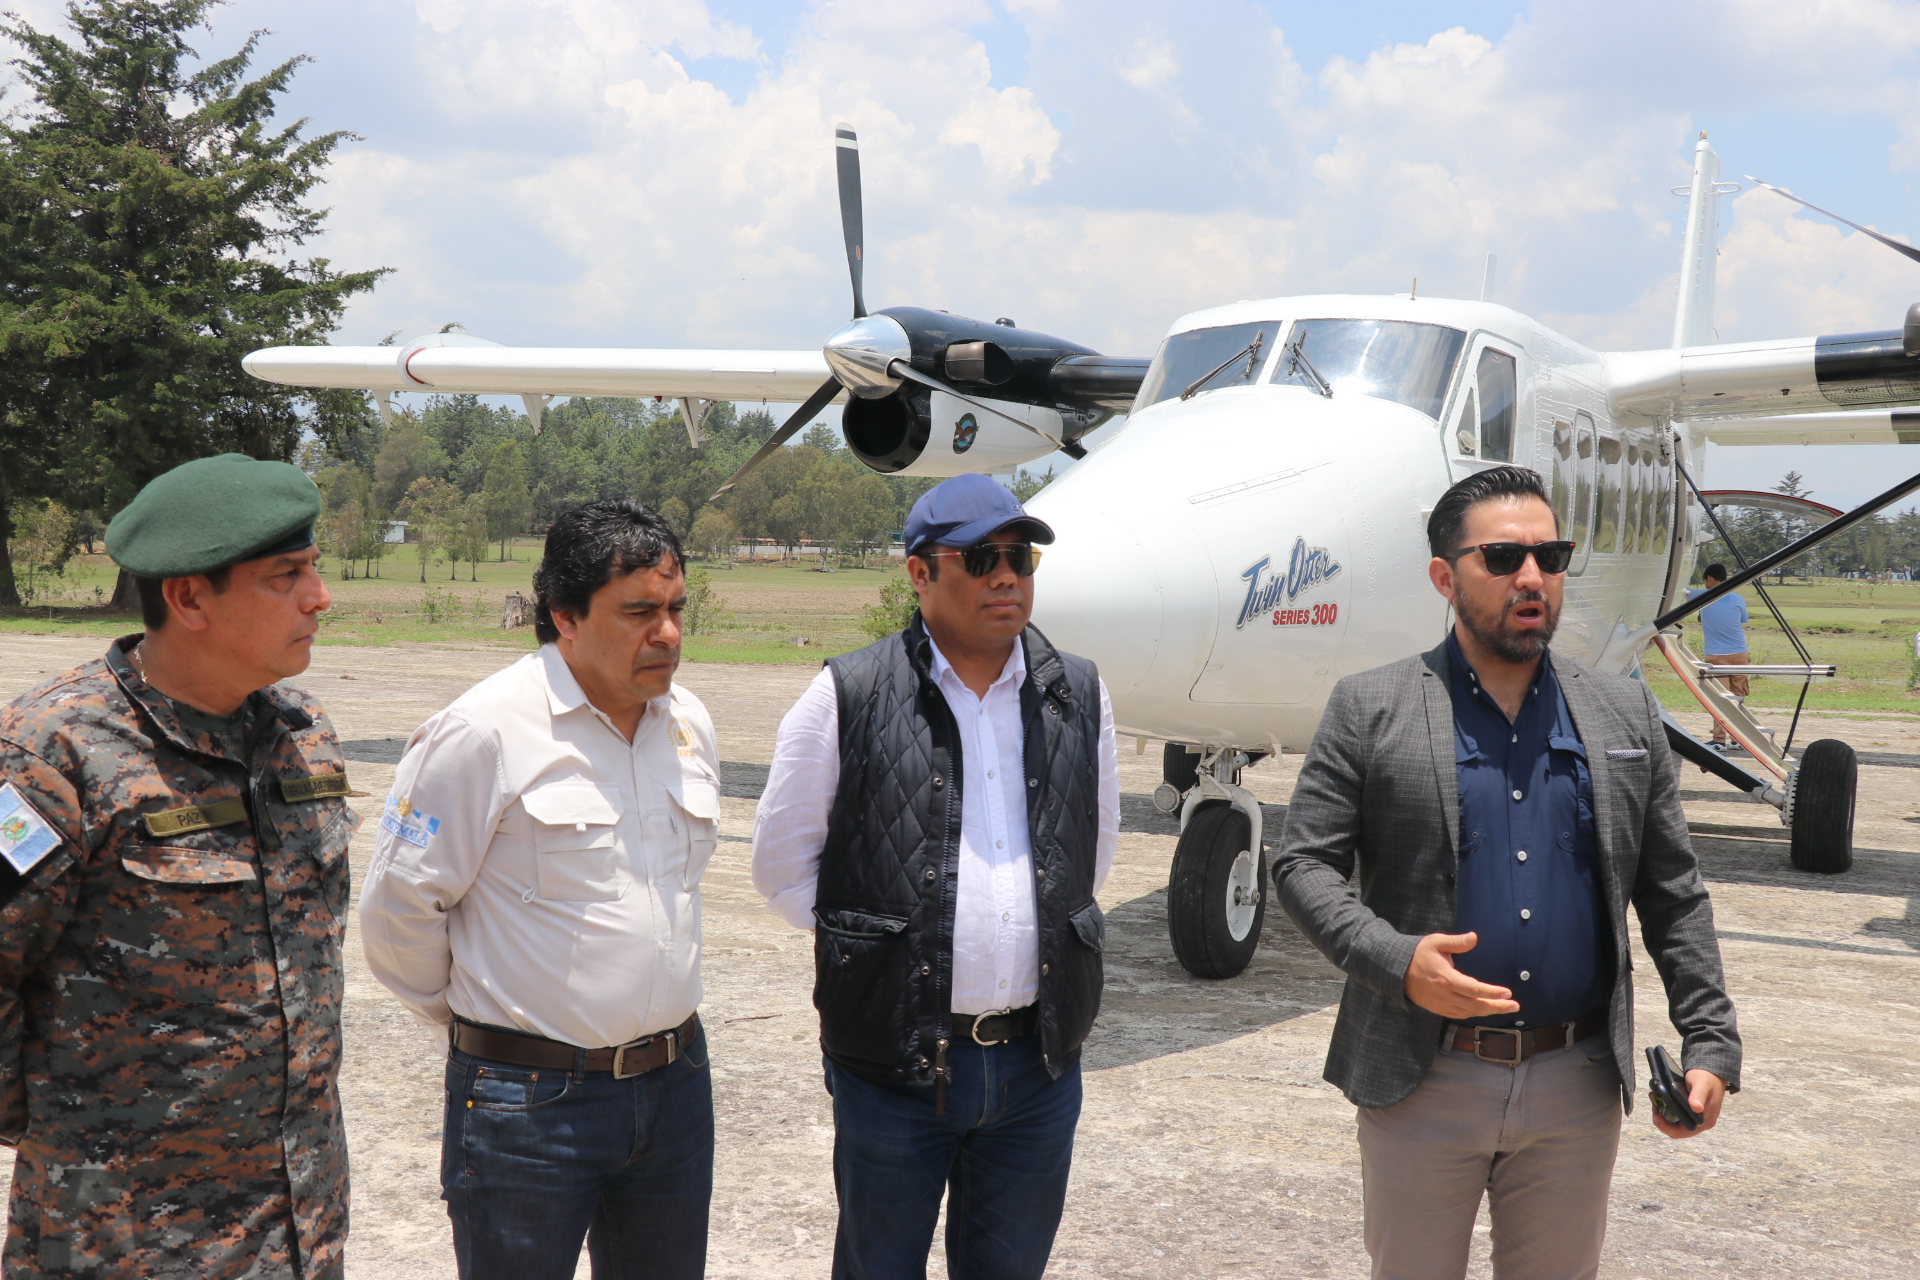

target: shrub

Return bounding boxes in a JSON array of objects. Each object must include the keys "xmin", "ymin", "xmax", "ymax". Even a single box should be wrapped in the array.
[{"xmin": 862, "ymin": 576, "xmax": 919, "ymax": 640}]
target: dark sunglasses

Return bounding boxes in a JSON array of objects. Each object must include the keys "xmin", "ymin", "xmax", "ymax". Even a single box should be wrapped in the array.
[
  {"xmin": 923, "ymin": 543, "xmax": 1044, "ymax": 577},
  {"xmin": 1446, "ymin": 540, "xmax": 1576, "ymax": 576}
]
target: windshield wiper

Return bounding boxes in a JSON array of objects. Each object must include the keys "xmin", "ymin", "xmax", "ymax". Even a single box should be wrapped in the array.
[
  {"xmin": 1284, "ymin": 331, "xmax": 1332, "ymax": 398},
  {"xmin": 1181, "ymin": 328, "xmax": 1265, "ymax": 401}
]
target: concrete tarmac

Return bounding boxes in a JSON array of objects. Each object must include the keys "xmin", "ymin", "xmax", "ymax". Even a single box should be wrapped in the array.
[{"xmin": 1, "ymin": 633, "xmax": 1916, "ymax": 1278}]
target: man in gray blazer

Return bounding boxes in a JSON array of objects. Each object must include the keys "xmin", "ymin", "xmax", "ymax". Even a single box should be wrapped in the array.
[{"xmin": 1274, "ymin": 465, "xmax": 1739, "ymax": 1280}]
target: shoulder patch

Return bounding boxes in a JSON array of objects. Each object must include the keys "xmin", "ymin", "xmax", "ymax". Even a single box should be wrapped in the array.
[
  {"xmin": 379, "ymin": 795, "xmax": 440, "ymax": 848},
  {"xmin": 0, "ymin": 783, "xmax": 63, "ymax": 874}
]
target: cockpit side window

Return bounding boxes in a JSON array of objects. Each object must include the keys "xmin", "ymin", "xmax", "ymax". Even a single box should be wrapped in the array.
[
  {"xmin": 1133, "ymin": 322, "xmax": 1273, "ymax": 411},
  {"xmin": 1270, "ymin": 319, "xmax": 1466, "ymax": 420},
  {"xmin": 1476, "ymin": 348, "xmax": 1517, "ymax": 462}
]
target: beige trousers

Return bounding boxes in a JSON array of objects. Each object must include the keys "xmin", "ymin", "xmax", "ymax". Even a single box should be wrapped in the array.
[
  {"xmin": 1356, "ymin": 1032, "xmax": 1622, "ymax": 1280},
  {"xmin": 1703, "ymin": 652, "xmax": 1751, "ymax": 743}
]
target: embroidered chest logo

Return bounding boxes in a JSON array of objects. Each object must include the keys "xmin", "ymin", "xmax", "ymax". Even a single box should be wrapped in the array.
[
  {"xmin": 380, "ymin": 794, "xmax": 441, "ymax": 848},
  {"xmin": 670, "ymin": 718, "xmax": 697, "ymax": 759}
]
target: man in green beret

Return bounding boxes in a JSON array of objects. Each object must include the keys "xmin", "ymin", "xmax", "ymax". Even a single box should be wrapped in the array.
[{"xmin": 0, "ymin": 454, "xmax": 354, "ymax": 1279}]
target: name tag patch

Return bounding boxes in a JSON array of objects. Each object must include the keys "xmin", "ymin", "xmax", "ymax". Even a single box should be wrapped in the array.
[
  {"xmin": 380, "ymin": 795, "xmax": 440, "ymax": 848},
  {"xmin": 1605, "ymin": 747, "xmax": 1649, "ymax": 760},
  {"xmin": 281, "ymin": 771, "xmax": 351, "ymax": 802},
  {"xmin": 0, "ymin": 783, "xmax": 62, "ymax": 874}
]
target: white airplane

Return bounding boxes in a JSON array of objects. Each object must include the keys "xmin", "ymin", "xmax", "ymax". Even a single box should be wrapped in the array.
[{"xmin": 247, "ymin": 128, "xmax": 1920, "ymax": 979}]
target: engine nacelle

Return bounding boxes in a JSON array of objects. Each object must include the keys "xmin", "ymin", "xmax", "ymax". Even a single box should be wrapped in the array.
[{"xmin": 844, "ymin": 386, "xmax": 1066, "ymax": 477}]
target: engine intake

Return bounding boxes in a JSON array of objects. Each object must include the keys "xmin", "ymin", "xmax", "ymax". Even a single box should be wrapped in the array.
[{"xmin": 943, "ymin": 340, "xmax": 1014, "ymax": 386}]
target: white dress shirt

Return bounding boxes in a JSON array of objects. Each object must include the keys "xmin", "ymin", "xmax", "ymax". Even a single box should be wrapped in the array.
[
  {"xmin": 359, "ymin": 645, "xmax": 721, "ymax": 1048},
  {"xmin": 752, "ymin": 636, "xmax": 1118, "ymax": 1016}
]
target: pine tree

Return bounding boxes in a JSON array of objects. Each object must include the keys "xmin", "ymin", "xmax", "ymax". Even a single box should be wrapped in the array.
[{"xmin": 0, "ymin": 0, "xmax": 388, "ymax": 604}]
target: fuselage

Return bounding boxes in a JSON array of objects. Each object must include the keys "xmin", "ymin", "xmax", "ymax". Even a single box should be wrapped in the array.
[{"xmin": 1028, "ymin": 294, "xmax": 1686, "ymax": 754}]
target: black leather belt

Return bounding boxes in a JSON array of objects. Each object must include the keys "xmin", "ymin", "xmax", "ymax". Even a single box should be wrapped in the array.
[
  {"xmin": 1447, "ymin": 1009, "xmax": 1607, "ymax": 1065},
  {"xmin": 451, "ymin": 1014, "xmax": 699, "ymax": 1080},
  {"xmin": 951, "ymin": 1006, "xmax": 1038, "ymax": 1046}
]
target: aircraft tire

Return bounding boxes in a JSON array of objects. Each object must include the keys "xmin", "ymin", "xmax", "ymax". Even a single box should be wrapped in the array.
[
  {"xmin": 1167, "ymin": 801, "xmax": 1265, "ymax": 980},
  {"xmin": 1789, "ymin": 738, "xmax": 1857, "ymax": 875}
]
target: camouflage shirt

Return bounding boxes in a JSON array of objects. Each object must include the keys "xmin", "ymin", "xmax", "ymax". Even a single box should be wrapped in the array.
[{"xmin": 0, "ymin": 637, "xmax": 353, "ymax": 1279}]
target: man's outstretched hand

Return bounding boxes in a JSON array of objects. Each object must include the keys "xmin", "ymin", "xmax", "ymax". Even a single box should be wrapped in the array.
[{"xmin": 1403, "ymin": 932, "xmax": 1521, "ymax": 1020}]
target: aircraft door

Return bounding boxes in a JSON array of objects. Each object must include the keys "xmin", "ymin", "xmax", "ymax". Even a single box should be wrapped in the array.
[{"xmin": 1450, "ymin": 339, "xmax": 1520, "ymax": 462}]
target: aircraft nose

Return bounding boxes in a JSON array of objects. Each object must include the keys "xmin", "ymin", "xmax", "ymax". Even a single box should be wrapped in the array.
[{"xmin": 1030, "ymin": 497, "xmax": 1161, "ymax": 700}]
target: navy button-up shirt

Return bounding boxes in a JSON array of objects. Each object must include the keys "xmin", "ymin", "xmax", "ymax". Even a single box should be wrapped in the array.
[{"xmin": 1446, "ymin": 633, "xmax": 1609, "ymax": 1028}]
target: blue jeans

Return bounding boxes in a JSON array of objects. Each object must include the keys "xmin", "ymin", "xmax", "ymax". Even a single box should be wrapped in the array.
[
  {"xmin": 440, "ymin": 1022, "xmax": 714, "ymax": 1280},
  {"xmin": 825, "ymin": 1034, "xmax": 1083, "ymax": 1280}
]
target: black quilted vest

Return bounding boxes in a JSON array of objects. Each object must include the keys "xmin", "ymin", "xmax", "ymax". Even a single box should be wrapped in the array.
[{"xmin": 814, "ymin": 615, "xmax": 1106, "ymax": 1085}]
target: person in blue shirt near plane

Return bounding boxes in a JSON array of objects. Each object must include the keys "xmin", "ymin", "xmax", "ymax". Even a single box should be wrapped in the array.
[{"xmin": 1687, "ymin": 564, "xmax": 1749, "ymax": 748}]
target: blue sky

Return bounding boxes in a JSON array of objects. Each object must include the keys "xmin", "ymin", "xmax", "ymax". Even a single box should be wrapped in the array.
[{"xmin": 12, "ymin": 0, "xmax": 1920, "ymax": 507}]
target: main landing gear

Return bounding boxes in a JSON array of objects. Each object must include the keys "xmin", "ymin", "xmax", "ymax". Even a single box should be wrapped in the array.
[{"xmin": 1159, "ymin": 745, "xmax": 1267, "ymax": 980}]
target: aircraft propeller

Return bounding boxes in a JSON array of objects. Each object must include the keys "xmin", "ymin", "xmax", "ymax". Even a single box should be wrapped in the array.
[{"xmin": 710, "ymin": 125, "xmax": 1126, "ymax": 499}]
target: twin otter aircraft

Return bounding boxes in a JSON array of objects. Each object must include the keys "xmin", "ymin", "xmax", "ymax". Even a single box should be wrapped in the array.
[{"xmin": 248, "ymin": 129, "xmax": 1920, "ymax": 979}]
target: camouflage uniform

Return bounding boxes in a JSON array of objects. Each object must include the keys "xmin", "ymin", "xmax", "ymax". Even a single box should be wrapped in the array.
[{"xmin": 0, "ymin": 636, "xmax": 353, "ymax": 1279}]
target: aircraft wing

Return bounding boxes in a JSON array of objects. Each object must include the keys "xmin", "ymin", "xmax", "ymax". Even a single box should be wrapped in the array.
[
  {"xmin": 242, "ymin": 342, "xmax": 838, "ymax": 404},
  {"xmin": 1606, "ymin": 328, "xmax": 1920, "ymax": 422}
]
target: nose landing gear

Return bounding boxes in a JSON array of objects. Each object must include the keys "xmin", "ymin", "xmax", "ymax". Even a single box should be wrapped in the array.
[{"xmin": 1163, "ymin": 746, "xmax": 1269, "ymax": 980}]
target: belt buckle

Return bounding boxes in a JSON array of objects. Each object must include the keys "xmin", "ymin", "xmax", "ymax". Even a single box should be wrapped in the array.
[
  {"xmin": 970, "ymin": 1008, "xmax": 1014, "ymax": 1046},
  {"xmin": 1471, "ymin": 1026, "xmax": 1523, "ymax": 1066},
  {"xmin": 611, "ymin": 1030, "xmax": 675, "ymax": 1080}
]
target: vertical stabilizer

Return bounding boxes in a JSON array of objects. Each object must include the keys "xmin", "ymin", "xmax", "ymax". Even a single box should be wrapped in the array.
[{"xmin": 1672, "ymin": 132, "xmax": 1739, "ymax": 348}]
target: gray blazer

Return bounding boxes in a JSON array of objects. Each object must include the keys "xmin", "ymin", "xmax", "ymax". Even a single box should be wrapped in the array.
[{"xmin": 1272, "ymin": 641, "xmax": 1741, "ymax": 1111}]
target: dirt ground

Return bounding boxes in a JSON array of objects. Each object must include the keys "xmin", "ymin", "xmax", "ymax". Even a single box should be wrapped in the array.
[{"xmin": 1, "ymin": 633, "xmax": 1916, "ymax": 1279}]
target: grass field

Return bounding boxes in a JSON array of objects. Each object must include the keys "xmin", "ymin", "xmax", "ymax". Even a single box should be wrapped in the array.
[
  {"xmin": 5, "ymin": 548, "xmax": 1917, "ymax": 714},
  {"xmin": 0, "ymin": 542, "xmax": 900, "ymax": 666}
]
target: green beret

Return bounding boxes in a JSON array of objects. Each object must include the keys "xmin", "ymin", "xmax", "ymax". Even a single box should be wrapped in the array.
[{"xmin": 106, "ymin": 453, "xmax": 320, "ymax": 578}]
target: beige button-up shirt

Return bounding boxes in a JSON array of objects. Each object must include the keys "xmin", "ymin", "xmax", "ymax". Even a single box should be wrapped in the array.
[{"xmin": 360, "ymin": 645, "xmax": 720, "ymax": 1049}]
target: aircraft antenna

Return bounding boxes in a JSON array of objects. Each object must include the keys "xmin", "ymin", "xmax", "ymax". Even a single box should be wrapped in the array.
[{"xmin": 1479, "ymin": 253, "xmax": 1498, "ymax": 303}]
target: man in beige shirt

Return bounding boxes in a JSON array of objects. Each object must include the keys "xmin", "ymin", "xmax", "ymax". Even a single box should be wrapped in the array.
[{"xmin": 360, "ymin": 500, "xmax": 720, "ymax": 1280}]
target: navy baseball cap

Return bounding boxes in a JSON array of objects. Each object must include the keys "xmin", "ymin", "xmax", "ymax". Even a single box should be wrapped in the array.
[{"xmin": 904, "ymin": 474, "xmax": 1055, "ymax": 556}]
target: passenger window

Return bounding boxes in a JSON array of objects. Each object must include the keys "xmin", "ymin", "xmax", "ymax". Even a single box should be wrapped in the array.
[
  {"xmin": 1455, "ymin": 388, "xmax": 1479, "ymax": 455},
  {"xmin": 1477, "ymin": 349, "xmax": 1517, "ymax": 463},
  {"xmin": 1650, "ymin": 439, "xmax": 1672, "ymax": 551},
  {"xmin": 1595, "ymin": 433, "xmax": 1623, "ymax": 553},
  {"xmin": 1550, "ymin": 421, "xmax": 1573, "ymax": 518},
  {"xmin": 1571, "ymin": 413, "xmax": 1596, "ymax": 572},
  {"xmin": 1624, "ymin": 443, "xmax": 1642, "ymax": 555}
]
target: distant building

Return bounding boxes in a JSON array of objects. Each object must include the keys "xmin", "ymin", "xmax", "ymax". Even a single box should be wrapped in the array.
[{"xmin": 384, "ymin": 520, "xmax": 408, "ymax": 544}]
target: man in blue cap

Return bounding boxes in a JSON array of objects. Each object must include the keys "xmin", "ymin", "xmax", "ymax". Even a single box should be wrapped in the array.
[{"xmin": 753, "ymin": 472, "xmax": 1119, "ymax": 1280}]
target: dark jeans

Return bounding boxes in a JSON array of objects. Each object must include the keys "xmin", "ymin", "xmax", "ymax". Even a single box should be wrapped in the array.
[
  {"xmin": 825, "ymin": 1034, "xmax": 1083, "ymax": 1280},
  {"xmin": 441, "ymin": 1022, "xmax": 714, "ymax": 1280}
]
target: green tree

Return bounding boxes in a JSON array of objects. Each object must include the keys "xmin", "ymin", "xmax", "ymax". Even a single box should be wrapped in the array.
[
  {"xmin": 688, "ymin": 506, "xmax": 735, "ymax": 564},
  {"xmin": 11, "ymin": 498, "xmax": 76, "ymax": 601},
  {"xmin": 0, "ymin": 0, "xmax": 387, "ymax": 604},
  {"xmin": 399, "ymin": 476, "xmax": 458, "ymax": 582},
  {"xmin": 480, "ymin": 439, "xmax": 533, "ymax": 559},
  {"xmin": 375, "ymin": 414, "xmax": 450, "ymax": 512},
  {"xmin": 1012, "ymin": 465, "xmax": 1055, "ymax": 502}
]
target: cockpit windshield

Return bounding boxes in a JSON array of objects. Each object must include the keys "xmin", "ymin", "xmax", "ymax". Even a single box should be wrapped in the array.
[
  {"xmin": 1133, "ymin": 321, "xmax": 1271, "ymax": 410},
  {"xmin": 1270, "ymin": 319, "xmax": 1466, "ymax": 420}
]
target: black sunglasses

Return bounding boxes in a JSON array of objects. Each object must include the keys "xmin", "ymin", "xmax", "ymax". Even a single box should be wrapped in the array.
[
  {"xmin": 1446, "ymin": 540, "xmax": 1577, "ymax": 576},
  {"xmin": 923, "ymin": 543, "xmax": 1044, "ymax": 577}
]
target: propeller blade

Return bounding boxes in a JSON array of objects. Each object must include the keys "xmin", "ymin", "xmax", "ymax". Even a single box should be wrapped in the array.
[
  {"xmin": 710, "ymin": 377, "xmax": 845, "ymax": 499},
  {"xmin": 837, "ymin": 124, "xmax": 867, "ymax": 319},
  {"xmin": 1746, "ymin": 176, "xmax": 1920, "ymax": 267},
  {"xmin": 888, "ymin": 361, "xmax": 1064, "ymax": 450}
]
